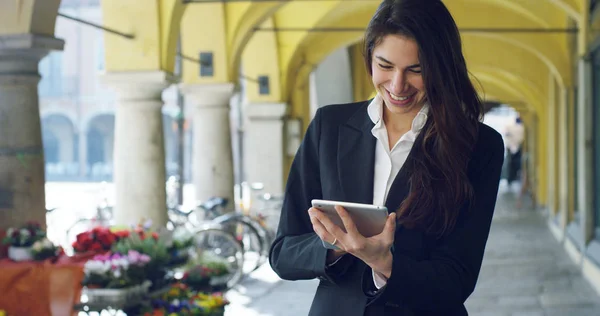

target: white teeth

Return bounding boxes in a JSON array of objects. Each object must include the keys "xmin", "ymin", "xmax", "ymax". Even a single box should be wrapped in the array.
[{"xmin": 389, "ymin": 92, "xmax": 410, "ymax": 101}]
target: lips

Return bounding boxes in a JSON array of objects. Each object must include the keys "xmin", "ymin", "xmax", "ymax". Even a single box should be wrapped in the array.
[{"xmin": 386, "ymin": 89, "xmax": 416, "ymax": 107}]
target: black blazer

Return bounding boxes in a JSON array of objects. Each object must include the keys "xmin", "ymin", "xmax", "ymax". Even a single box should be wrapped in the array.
[{"xmin": 269, "ymin": 100, "xmax": 504, "ymax": 316}]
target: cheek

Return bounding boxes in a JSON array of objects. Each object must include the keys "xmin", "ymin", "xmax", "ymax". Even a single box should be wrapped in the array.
[
  {"xmin": 409, "ymin": 76, "xmax": 425, "ymax": 92},
  {"xmin": 371, "ymin": 68, "xmax": 387, "ymax": 88}
]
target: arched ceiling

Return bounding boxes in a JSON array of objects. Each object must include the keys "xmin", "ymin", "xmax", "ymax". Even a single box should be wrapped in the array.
[
  {"xmin": 0, "ymin": 0, "xmax": 61, "ymax": 36},
  {"xmin": 260, "ymin": 0, "xmax": 574, "ymax": 104}
]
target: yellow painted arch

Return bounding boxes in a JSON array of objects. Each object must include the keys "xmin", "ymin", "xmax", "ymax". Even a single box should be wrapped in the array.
[
  {"xmin": 470, "ymin": 66, "xmax": 545, "ymax": 114},
  {"xmin": 547, "ymin": 0, "xmax": 582, "ymax": 22},
  {"xmin": 227, "ymin": 2, "xmax": 286, "ymax": 81},
  {"xmin": 0, "ymin": 0, "xmax": 61, "ymax": 36},
  {"xmin": 281, "ymin": 0, "xmax": 570, "ymax": 107}
]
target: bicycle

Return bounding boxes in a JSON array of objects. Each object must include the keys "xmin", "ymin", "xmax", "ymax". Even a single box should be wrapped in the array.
[{"xmin": 63, "ymin": 198, "xmax": 113, "ymax": 254}]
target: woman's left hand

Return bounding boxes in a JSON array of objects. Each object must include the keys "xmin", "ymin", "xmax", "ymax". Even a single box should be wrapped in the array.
[{"xmin": 308, "ymin": 205, "xmax": 396, "ymax": 278}]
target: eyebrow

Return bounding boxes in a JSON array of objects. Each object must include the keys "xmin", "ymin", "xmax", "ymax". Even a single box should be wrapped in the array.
[{"xmin": 375, "ymin": 55, "xmax": 420, "ymax": 69}]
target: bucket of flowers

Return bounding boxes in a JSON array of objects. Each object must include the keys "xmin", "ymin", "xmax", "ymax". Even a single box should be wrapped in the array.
[
  {"xmin": 191, "ymin": 292, "xmax": 229, "ymax": 316},
  {"xmin": 112, "ymin": 230, "xmax": 172, "ymax": 291},
  {"xmin": 81, "ymin": 250, "xmax": 152, "ymax": 305},
  {"xmin": 167, "ymin": 228, "xmax": 194, "ymax": 267},
  {"xmin": 72, "ymin": 226, "xmax": 121, "ymax": 256},
  {"xmin": 2, "ymin": 222, "xmax": 46, "ymax": 261},
  {"xmin": 181, "ymin": 259, "xmax": 230, "ymax": 292},
  {"xmin": 143, "ymin": 283, "xmax": 229, "ymax": 316},
  {"xmin": 31, "ymin": 238, "xmax": 63, "ymax": 261}
]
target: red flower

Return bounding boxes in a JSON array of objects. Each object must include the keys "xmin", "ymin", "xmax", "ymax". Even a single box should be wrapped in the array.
[
  {"xmin": 151, "ymin": 232, "xmax": 159, "ymax": 240},
  {"xmin": 90, "ymin": 243, "xmax": 104, "ymax": 251},
  {"xmin": 92, "ymin": 226, "xmax": 109, "ymax": 234},
  {"xmin": 97, "ymin": 233, "xmax": 115, "ymax": 247},
  {"xmin": 76, "ymin": 232, "xmax": 93, "ymax": 247},
  {"xmin": 114, "ymin": 230, "xmax": 130, "ymax": 239}
]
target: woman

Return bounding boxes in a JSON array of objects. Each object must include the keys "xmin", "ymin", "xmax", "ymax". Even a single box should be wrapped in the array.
[{"xmin": 269, "ymin": 0, "xmax": 504, "ymax": 315}]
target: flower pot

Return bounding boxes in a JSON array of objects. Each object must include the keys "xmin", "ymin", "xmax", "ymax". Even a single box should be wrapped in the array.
[
  {"xmin": 208, "ymin": 307, "xmax": 226, "ymax": 316},
  {"xmin": 83, "ymin": 281, "xmax": 151, "ymax": 306},
  {"xmin": 210, "ymin": 275, "xmax": 229, "ymax": 286},
  {"xmin": 8, "ymin": 246, "xmax": 33, "ymax": 261}
]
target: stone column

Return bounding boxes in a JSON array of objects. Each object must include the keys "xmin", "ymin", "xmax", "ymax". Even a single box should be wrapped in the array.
[
  {"xmin": 102, "ymin": 71, "xmax": 173, "ymax": 228},
  {"xmin": 180, "ymin": 83, "xmax": 235, "ymax": 206},
  {"xmin": 558, "ymin": 87, "xmax": 569, "ymax": 230},
  {"xmin": 244, "ymin": 102, "xmax": 287, "ymax": 196},
  {"xmin": 577, "ymin": 57, "xmax": 594, "ymax": 244},
  {"xmin": 0, "ymin": 34, "xmax": 64, "ymax": 230}
]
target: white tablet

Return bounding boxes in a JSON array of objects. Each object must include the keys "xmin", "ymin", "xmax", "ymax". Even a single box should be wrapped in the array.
[{"xmin": 311, "ymin": 199, "xmax": 389, "ymax": 249}]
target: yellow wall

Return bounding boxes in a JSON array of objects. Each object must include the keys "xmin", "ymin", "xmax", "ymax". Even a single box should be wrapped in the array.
[
  {"xmin": 349, "ymin": 43, "xmax": 374, "ymax": 102},
  {"xmin": 180, "ymin": 4, "xmax": 229, "ymax": 84},
  {"xmin": 101, "ymin": 0, "xmax": 183, "ymax": 73},
  {"xmin": 242, "ymin": 18, "xmax": 282, "ymax": 102}
]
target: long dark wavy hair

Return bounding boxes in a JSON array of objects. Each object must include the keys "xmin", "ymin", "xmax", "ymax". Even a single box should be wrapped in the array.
[{"xmin": 363, "ymin": 0, "xmax": 483, "ymax": 238}]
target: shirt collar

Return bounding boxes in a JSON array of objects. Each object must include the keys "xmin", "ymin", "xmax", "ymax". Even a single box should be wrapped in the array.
[{"xmin": 367, "ymin": 93, "xmax": 429, "ymax": 134}]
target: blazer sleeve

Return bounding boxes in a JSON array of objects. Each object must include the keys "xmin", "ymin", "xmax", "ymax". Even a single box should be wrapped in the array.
[
  {"xmin": 362, "ymin": 128, "xmax": 505, "ymax": 311},
  {"xmin": 269, "ymin": 108, "xmax": 353, "ymax": 283}
]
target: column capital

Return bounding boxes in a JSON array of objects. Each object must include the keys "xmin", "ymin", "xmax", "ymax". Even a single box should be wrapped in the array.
[
  {"xmin": 0, "ymin": 34, "xmax": 64, "ymax": 85},
  {"xmin": 245, "ymin": 102, "xmax": 287, "ymax": 119},
  {"xmin": 180, "ymin": 83, "xmax": 235, "ymax": 108},
  {"xmin": 101, "ymin": 70, "xmax": 176, "ymax": 102}
]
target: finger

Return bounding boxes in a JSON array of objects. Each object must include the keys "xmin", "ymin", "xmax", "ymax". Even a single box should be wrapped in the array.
[
  {"xmin": 310, "ymin": 207, "xmax": 347, "ymax": 242},
  {"xmin": 309, "ymin": 211, "xmax": 344, "ymax": 247},
  {"xmin": 380, "ymin": 212, "xmax": 397, "ymax": 244},
  {"xmin": 308, "ymin": 208, "xmax": 335, "ymax": 236},
  {"xmin": 311, "ymin": 215, "xmax": 331, "ymax": 240},
  {"xmin": 334, "ymin": 205, "xmax": 360, "ymax": 236}
]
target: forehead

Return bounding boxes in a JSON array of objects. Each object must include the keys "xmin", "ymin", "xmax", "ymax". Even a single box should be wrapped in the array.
[{"xmin": 372, "ymin": 34, "xmax": 420, "ymax": 64}]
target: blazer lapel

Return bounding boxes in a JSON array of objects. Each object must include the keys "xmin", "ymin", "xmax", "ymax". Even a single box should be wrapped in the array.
[
  {"xmin": 384, "ymin": 124, "xmax": 427, "ymax": 214},
  {"xmin": 337, "ymin": 103, "xmax": 376, "ymax": 205}
]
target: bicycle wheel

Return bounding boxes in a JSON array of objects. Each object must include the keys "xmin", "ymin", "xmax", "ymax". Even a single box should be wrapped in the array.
[
  {"xmin": 191, "ymin": 227, "xmax": 244, "ymax": 290},
  {"xmin": 212, "ymin": 213, "xmax": 267, "ymax": 274}
]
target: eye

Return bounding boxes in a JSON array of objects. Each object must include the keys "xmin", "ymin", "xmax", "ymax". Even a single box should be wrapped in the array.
[
  {"xmin": 409, "ymin": 68, "xmax": 422, "ymax": 74},
  {"xmin": 378, "ymin": 64, "xmax": 393, "ymax": 70}
]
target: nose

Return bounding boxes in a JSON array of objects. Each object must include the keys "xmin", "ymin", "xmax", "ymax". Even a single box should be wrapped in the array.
[{"xmin": 390, "ymin": 71, "xmax": 406, "ymax": 94}]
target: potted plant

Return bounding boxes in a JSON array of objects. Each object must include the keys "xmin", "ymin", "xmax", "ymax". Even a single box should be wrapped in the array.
[
  {"xmin": 81, "ymin": 250, "xmax": 152, "ymax": 305},
  {"xmin": 2, "ymin": 222, "xmax": 46, "ymax": 261},
  {"xmin": 191, "ymin": 292, "xmax": 229, "ymax": 316},
  {"xmin": 30, "ymin": 238, "xmax": 63, "ymax": 261},
  {"xmin": 182, "ymin": 260, "xmax": 230, "ymax": 292},
  {"xmin": 72, "ymin": 226, "xmax": 121, "ymax": 255},
  {"xmin": 168, "ymin": 228, "xmax": 194, "ymax": 267},
  {"xmin": 112, "ymin": 231, "xmax": 171, "ymax": 290},
  {"xmin": 143, "ymin": 283, "xmax": 229, "ymax": 316}
]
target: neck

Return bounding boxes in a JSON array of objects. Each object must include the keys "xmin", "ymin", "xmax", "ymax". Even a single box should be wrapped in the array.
[{"xmin": 382, "ymin": 104, "xmax": 423, "ymax": 133}]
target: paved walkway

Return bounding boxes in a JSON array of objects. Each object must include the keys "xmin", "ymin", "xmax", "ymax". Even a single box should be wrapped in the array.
[{"xmin": 224, "ymin": 182, "xmax": 600, "ymax": 316}]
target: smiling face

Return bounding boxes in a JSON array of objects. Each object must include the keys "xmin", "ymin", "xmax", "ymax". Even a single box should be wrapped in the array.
[{"xmin": 371, "ymin": 34, "xmax": 427, "ymax": 116}]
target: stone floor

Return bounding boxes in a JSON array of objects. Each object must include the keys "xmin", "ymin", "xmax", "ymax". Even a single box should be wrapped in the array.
[{"xmin": 224, "ymin": 181, "xmax": 600, "ymax": 316}]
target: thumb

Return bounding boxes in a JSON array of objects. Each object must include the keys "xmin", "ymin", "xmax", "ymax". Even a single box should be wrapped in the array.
[{"xmin": 383, "ymin": 212, "xmax": 397, "ymax": 239}]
